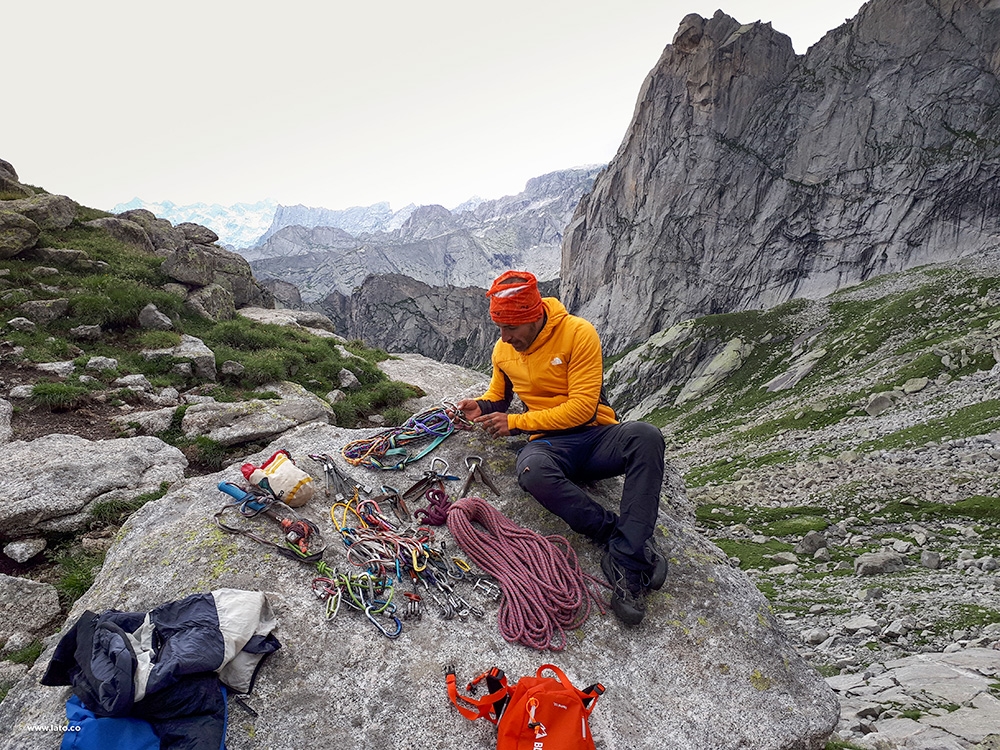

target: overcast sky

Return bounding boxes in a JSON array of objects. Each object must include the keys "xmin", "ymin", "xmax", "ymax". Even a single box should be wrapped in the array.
[{"xmin": 5, "ymin": 1, "xmax": 866, "ymax": 212}]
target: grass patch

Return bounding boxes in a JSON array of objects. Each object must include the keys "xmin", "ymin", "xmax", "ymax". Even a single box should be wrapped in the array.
[
  {"xmin": 713, "ymin": 538, "xmax": 795, "ymax": 570},
  {"xmin": 237, "ymin": 349, "xmax": 303, "ymax": 384},
  {"xmin": 382, "ymin": 406, "xmax": 411, "ymax": 426},
  {"xmin": 329, "ymin": 380, "xmax": 421, "ymax": 427},
  {"xmin": 2, "ymin": 330, "xmax": 75, "ymax": 363},
  {"xmin": 30, "ymin": 381, "xmax": 89, "ymax": 411},
  {"xmin": 182, "ymin": 436, "xmax": 229, "ymax": 471},
  {"xmin": 67, "ymin": 275, "xmax": 183, "ymax": 330},
  {"xmin": 156, "ymin": 405, "xmax": 188, "ymax": 444},
  {"xmin": 752, "ymin": 579, "xmax": 777, "ymax": 600},
  {"xmin": 51, "ymin": 548, "xmax": 105, "ymax": 604},
  {"xmin": 137, "ymin": 330, "xmax": 182, "ymax": 349},
  {"xmin": 737, "ymin": 399, "xmax": 863, "ymax": 441},
  {"xmin": 696, "ymin": 503, "xmax": 829, "ymax": 533},
  {"xmin": 344, "ymin": 339, "xmax": 391, "ymax": 363},
  {"xmin": 902, "ymin": 495, "xmax": 1000, "ymax": 524},
  {"xmin": 209, "ymin": 318, "xmax": 287, "ymax": 351},
  {"xmin": 150, "ymin": 407, "xmax": 242, "ymax": 471},
  {"xmin": 931, "ymin": 604, "xmax": 1000, "ymax": 635},
  {"xmin": 331, "ymin": 399, "xmax": 359, "ymax": 427},
  {"xmin": 37, "ymin": 223, "xmax": 167, "ymax": 285},
  {"xmin": 859, "ymin": 399, "xmax": 1000, "ymax": 451},
  {"xmin": 880, "ymin": 351, "xmax": 946, "ymax": 385},
  {"xmin": 761, "ymin": 513, "xmax": 829, "ymax": 537},
  {"xmin": 696, "ymin": 503, "xmax": 754, "ymax": 529},
  {"xmin": 90, "ymin": 481, "xmax": 171, "ymax": 526},
  {"xmin": 195, "ymin": 318, "xmax": 389, "ymax": 409},
  {"xmin": 813, "ymin": 663, "xmax": 841, "ymax": 678},
  {"xmin": 686, "ymin": 450, "xmax": 797, "ymax": 487},
  {"xmin": 365, "ymin": 380, "xmax": 423, "ymax": 410},
  {"xmin": 7, "ymin": 639, "xmax": 44, "ymax": 666}
]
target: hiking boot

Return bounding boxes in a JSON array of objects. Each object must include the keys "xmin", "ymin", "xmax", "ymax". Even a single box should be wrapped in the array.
[
  {"xmin": 641, "ymin": 538, "xmax": 667, "ymax": 593},
  {"xmin": 601, "ymin": 550, "xmax": 646, "ymax": 626}
]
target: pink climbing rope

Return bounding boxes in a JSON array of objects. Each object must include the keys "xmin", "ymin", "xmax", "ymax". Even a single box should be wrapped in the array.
[
  {"xmin": 446, "ymin": 496, "xmax": 607, "ymax": 651},
  {"xmin": 414, "ymin": 487, "xmax": 451, "ymax": 526}
]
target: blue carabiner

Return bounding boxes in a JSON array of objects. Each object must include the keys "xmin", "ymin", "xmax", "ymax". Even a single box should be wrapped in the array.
[{"xmin": 365, "ymin": 604, "xmax": 402, "ymax": 639}]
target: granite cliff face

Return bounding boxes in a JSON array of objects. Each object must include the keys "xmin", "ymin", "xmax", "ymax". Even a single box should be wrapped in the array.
[
  {"xmin": 562, "ymin": 0, "xmax": 1000, "ymax": 355},
  {"xmin": 329, "ymin": 274, "xmax": 560, "ymax": 369},
  {"xmin": 248, "ymin": 166, "xmax": 601, "ymax": 301}
]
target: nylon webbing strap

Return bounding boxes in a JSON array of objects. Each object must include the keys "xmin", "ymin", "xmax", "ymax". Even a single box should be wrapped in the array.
[
  {"xmin": 445, "ymin": 667, "xmax": 508, "ymax": 725},
  {"xmin": 341, "ymin": 406, "xmax": 457, "ymax": 470}
]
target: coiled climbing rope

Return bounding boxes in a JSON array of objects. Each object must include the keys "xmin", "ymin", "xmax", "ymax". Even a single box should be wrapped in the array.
[{"xmin": 445, "ymin": 496, "xmax": 607, "ymax": 651}]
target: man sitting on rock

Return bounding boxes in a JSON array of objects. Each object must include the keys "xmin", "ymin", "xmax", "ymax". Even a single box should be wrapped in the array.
[{"xmin": 455, "ymin": 270, "xmax": 667, "ymax": 625}]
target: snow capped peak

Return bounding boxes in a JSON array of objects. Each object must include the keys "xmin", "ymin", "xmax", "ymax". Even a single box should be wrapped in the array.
[{"xmin": 110, "ymin": 198, "xmax": 279, "ymax": 248}]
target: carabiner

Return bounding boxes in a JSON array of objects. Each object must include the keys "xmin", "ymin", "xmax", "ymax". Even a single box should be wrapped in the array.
[
  {"xmin": 324, "ymin": 588, "xmax": 342, "ymax": 620},
  {"xmin": 411, "ymin": 546, "xmax": 428, "ymax": 572},
  {"xmin": 442, "ymin": 399, "xmax": 474, "ymax": 429},
  {"xmin": 429, "ymin": 456, "xmax": 450, "ymax": 477},
  {"xmin": 366, "ymin": 604, "xmax": 403, "ymax": 638}
]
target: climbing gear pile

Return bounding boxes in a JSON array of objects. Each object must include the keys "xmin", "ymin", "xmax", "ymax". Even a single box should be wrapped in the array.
[
  {"xmin": 311, "ymin": 563, "xmax": 402, "ymax": 638},
  {"xmin": 446, "ymin": 496, "xmax": 606, "ymax": 651},
  {"xmin": 446, "ymin": 663, "xmax": 604, "ymax": 750},
  {"xmin": 213, "ymin": 410, "xmax": 610, "ymax": 650},
  {"xmin": 340, "ymin": 403, "xmax": 470, "ymax": 470},
  {"xmin": 317, "ymin": 485, "xmax": 499, "ymax": 633},
  {"xmin": 401, "ymin": 455, "xmax": 503, "ymax": 526},
  {"xmin": 215, "ymin": 481, "xmax": 326, "ymax": 564}
]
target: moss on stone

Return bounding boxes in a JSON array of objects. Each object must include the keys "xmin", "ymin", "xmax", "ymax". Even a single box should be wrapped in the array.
[{"xmin": 749, "ymin": 669, "xmax": 773, "ymax": 691}]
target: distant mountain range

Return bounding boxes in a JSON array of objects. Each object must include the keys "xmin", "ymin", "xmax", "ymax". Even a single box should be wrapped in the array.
[
  {"xmin": 247, "ymin": 166, "xmax": 603, "ymax": 302},
  {"xmin": 112, "ymin": 192, "xmax": 487, "ymax": 251},
  {"xmin": 116, "ymin": 167, "xmax": 604, "ymax": 304},
  {"xmin": 111, "ymin": 197, "xmax": 278, "ymax": 249}
]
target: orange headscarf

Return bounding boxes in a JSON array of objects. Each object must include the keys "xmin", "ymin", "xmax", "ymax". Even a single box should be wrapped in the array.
[{"xmin": 487, "ymin": 270, "xmax": 544, "ymax": 325}]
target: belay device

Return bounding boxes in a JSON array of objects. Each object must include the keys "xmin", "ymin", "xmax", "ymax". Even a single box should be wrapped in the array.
[{"xmin": 446, "ymin": 663, "xmax": 604, "ymax": 750}]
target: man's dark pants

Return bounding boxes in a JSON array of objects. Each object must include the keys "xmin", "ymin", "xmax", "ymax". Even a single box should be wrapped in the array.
[{"xmin": 515, "ymin": 421, "xmax": 664, "ymax": 573}]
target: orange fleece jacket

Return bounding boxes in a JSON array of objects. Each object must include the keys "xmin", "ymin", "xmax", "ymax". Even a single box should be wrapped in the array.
[{"xmin": 478, "ymin": 298, "xmax": 618, "ymax": 435}]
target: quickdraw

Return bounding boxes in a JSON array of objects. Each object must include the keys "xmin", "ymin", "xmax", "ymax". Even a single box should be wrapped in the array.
[
  {"xmin": 340, "ymin": 404, "xmax": 469, "ymax": 470},
  {"xmin": 311, "ymin": 565, "xmax": 402, "ymax": 638},
  {"xmin": 215, "ymin": 481, "xmax": 326, "ymax": 564}
]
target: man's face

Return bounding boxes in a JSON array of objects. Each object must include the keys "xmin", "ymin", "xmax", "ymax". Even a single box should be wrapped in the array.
[{"xmin": 498, "ymin": 318, "xmax": 544, "ymax": 352}]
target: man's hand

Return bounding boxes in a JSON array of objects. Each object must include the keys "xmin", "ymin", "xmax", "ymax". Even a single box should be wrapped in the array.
[
  {"xmin": 474, "ymin": 411, "xmax": 510, "ymax": 438},
  {"xmin": 451, "ymin": 399, "xmax": 482, "ymax": 430}
]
